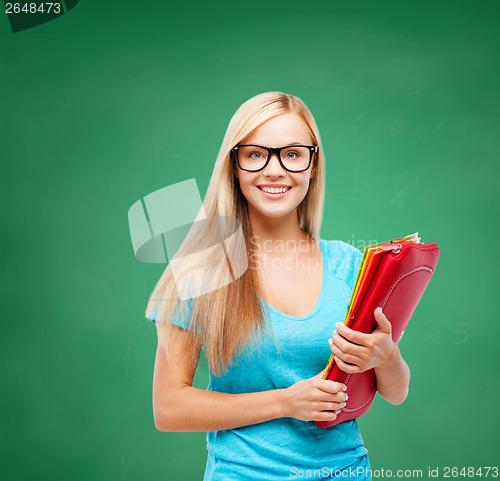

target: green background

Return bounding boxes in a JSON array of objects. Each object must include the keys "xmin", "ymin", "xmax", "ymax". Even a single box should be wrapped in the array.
[{"xmin": 1, "ymin": 0, "xmax": 499, "ymax": 479}]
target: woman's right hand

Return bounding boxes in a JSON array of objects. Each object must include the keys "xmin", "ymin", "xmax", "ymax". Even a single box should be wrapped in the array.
[{"xmin": 283, "ymin": 370, "xmax": 348, "ymax": 422}]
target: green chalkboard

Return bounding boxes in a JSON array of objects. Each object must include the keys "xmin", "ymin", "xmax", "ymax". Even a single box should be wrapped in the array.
[{"xmin": 1, "ymin": 0, "xmax": 499, "ymax": 480}]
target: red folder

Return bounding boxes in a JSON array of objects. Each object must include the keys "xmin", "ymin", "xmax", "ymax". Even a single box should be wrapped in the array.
[{"xmin": 315, "ymin": 239, "xmax": 440, "ymax": 428}]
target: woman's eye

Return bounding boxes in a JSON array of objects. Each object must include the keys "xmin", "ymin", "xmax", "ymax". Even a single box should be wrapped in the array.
[
  {"xmin": 249, "ymin": 152, "xmax": 263, "ymax": 159},
  {"xmin": 284, "ymin": 151, "xmax": 299, "ymax": 159}
]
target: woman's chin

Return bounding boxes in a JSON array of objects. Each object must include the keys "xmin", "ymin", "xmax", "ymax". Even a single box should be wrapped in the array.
[{"xmin": 251, "ymin": 205, "xmax": 296, "ymax": 221}]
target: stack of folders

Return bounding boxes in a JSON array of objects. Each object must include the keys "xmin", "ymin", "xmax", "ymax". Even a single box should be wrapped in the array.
[{"xmin": 315, "ymin": 232, "xmax": 440, "ymax": 428}]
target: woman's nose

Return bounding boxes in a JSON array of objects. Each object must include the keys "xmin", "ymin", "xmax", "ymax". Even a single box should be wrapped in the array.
[{"xmin": 263, "ymin": 154, "xmax": 286, "ymax": 176}]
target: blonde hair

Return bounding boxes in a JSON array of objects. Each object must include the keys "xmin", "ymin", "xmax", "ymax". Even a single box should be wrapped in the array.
[{"xmin": 145, "ymin": 91, "xmax": 326, "ymax": 375}]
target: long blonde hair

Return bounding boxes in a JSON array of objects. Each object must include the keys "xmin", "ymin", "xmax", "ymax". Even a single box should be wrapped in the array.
[{"xmin": 145, "ymin": 91, "xmax": 326, "ymax": 375}]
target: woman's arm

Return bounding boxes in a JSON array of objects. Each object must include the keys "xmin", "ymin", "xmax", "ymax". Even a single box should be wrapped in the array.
[
  {"xmin": 153, "ymin": 326, "xmax": 349, "ymax": 432},
  {"xmin": 372, "ymin": 341, "xmax": 410, "ymax": 405},
  {"xmin": 328, "ymin": 307, "xmax": 410, "ymax": 405}
]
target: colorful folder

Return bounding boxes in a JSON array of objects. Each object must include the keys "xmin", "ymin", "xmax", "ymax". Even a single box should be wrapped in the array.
[{"xmin": 315, "ymin": 233, "xmax": 440, "ymax": 428}]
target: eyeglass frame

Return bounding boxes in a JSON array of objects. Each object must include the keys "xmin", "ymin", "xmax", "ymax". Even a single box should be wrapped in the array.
[{"xmin": 231, "ymin": 144, "xmax": 318, "ymax": 173}]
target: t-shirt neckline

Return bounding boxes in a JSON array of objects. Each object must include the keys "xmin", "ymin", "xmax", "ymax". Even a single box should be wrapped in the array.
[{"xmin": 259, "ymin": 238, "xmax": 326, "ymax": 321}]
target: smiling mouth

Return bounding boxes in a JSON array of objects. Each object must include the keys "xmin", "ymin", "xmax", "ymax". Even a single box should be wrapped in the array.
[{"xmin": 257, "ymin": 186, "xmax": 292, "ymax": 194}]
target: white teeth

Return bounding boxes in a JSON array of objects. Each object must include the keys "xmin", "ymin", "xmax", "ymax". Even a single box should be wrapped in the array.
[{"xmin": 261, "ymin": 186, "xmax": 289, "ymax": 194}]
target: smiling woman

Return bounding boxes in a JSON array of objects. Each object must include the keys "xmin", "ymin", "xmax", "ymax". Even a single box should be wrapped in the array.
[
  {"xmin": 233, "ymin": 113, "xmax": 317, "ymax": 219},
  {"xmin": 145, "ymin": 91, "xmax": 409, "ymax": 481}
]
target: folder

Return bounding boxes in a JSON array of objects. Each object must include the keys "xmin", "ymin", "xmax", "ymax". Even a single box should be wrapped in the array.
[{"xmin": 315, "ymin": 233, "xmax": 440, "ymax": 428}]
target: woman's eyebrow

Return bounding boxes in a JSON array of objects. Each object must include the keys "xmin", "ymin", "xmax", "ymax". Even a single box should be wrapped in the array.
[{"xmin": 284, "ymin": 141, "xmax": 306, "ymax": 145}]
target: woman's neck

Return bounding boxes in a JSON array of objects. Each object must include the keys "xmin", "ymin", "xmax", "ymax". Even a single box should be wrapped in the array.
[{"xmin": 247, "ymin": 207, "xmax": 311, "ymax": 248}]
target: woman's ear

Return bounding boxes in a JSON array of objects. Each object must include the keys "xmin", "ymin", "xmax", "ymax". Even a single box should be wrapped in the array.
[{"xmin": 310, "ymin": 162, "xmax": 316, "ymax": 179}]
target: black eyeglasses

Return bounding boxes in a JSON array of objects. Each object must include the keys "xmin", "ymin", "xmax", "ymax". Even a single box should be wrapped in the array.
[{"xmin": 232, "ymin": 144, "xmax": 317, "ymax": 173}]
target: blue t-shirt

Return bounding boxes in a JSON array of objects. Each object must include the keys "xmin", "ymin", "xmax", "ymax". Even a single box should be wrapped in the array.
[{"xmin": 150, "ymin": 239, "xmax": 371, "ymax": 480}]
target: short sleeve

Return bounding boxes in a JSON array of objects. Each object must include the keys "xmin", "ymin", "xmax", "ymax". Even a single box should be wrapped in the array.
[
  {"xmin": 147, "ymin": 299, "xmax": 194, "ymax": 331},
  {"xmin": 171, "ymin": 299, "xmax": 194, "ymax": 331},
  {"xmin": 336, "ymin": 241, "xmax": 363, "ymax": 291}
]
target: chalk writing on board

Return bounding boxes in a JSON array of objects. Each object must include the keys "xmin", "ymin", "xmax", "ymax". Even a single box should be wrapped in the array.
[
  {"xmin": 111, "ymin": 346, "xmax": 142, "ymax": 382},
  {"xmin": 338, "ymin": 155, "xmax": 369, "ymax": 201},
  {"xmin": 120, "ymin": 455, "xmax": 144, "ymax": 481},
  {"xmin": 450, "ymin": 322, "xmax": 472, "ymax": 345},
  {"xmin": 389, "ymin": 169, "xmax": 419, "ymax": 212},
  {"xmin": 422, "ymin": 319, "xmax": 441, "ymax": 344}
]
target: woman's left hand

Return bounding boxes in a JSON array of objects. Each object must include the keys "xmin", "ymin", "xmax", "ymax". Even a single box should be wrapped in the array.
[{"xmin": 328, "ymin": 307, "xmax": 397, "ymax": 373}]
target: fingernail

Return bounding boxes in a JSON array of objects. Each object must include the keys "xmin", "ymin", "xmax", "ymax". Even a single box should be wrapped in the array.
[
  {"xmin": 335, "ymin": 322, "xmax": 342, "ymax": 329},
  {"xmin": 344, "ymin": 394, "xmax": 349, "ymax": 401},
  {"xmin": 336, "ymin": 409, "xmax": 341, "ymax": 414},
  {"xmin": 341, "ymin": 385, "xmax": 347, "ymax": 392},
  {"xmin": 328, "ymin": 338, "xmax": 332, "ymax": 346},
  {"xmin": 341, "ymin": 402, "xmax": 346, "ymax": 408}
]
